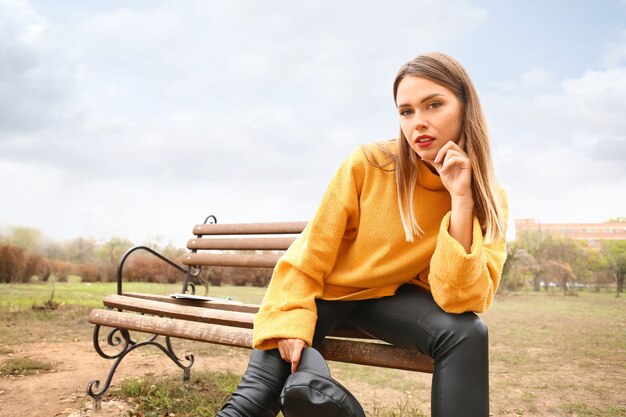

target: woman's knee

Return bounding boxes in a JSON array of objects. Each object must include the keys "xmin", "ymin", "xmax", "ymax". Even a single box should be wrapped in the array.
[{"xmin": 434, "ymin": 313, "xmax": 488, "ymax": 358}]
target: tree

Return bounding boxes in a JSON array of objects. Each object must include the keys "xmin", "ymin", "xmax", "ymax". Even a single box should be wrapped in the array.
[
  {"xmin": 513, "ymin": 230, "xmax": 601, "ymax": 294},
  {"xmin": 541, "ymin": 260, "xmax": 576, "ymax": 295},
  {"xmin": 96, "ymin": 237, "xmax": 134, "ymax": 264},
  {"xmin": 8, "ymin": 227, "xmax": 42, "ymax": 253},
  {"xmin": 95, "ymin": 237, "xmax": 134, "ymax": 281},
  {"xmin": 501, "ymin": 246, "xmax": 538, "ymax": 292},
  {"xmin": 514, "ymin": 231, "xmax": 549, "ymax": 291},
  {"xmin": 542, "ymin": 235, "xmax": 591, "ymax": 292},
  {"xmin": 601, "ymin": 240, "xmax": 626, "ymax": 296},
  {"xmin": 607, "ymin": 217, "xmax": 626, "ymax": 223},
  {"xmin": 65, "ymin": 237, "xmax": 97, "ymax": 263},
  {"xmin": 41, "ymin": 240, "xmax": 67, "ymax": 261}
]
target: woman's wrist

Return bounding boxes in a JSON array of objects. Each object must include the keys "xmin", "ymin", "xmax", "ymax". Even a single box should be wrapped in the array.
[
  {"xmin": 449, "ymin": 197, "xmax": 475, "ymax": 253},
  {"xmin": 451, "ymin": 196, "xmax": 474, "ymax": 210}
]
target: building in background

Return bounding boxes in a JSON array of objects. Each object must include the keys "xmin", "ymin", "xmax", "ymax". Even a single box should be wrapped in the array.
[{"xmin": 515, "ymin": 218, "xmax": 626, "ymax": 249}]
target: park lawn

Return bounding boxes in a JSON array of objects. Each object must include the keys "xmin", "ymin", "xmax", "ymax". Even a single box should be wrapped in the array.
[
  {"xmin": 0, "ymin": 282, "xmax": 624, "ymax": 416},
  {"xmin": 484, "ymin": 291, "xmax": 625, "ymax": 416},
  {"xmin": 0, "ymin": 281, "xmax": 268, "ymax": 310}
]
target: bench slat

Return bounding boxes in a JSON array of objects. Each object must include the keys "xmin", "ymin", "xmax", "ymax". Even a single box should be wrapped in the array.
[
  {"xmin": 122, "ymin": 293, "xmax": 261, "ymax": 313},
  {"xmin": 90, "ymin": 308, "xmax": 252, "ymax": 348},
  {"xmin": 111, "ymin": 294, "xmax": 373, "ymax": 339},
  {"xmin": 186, "ymin": 237, "xmax": 296, "ymax": 251},
  {"xmin": 193, "ymin": 221, "xmax": 307, "ymax": 236},
  {"xmin": 318, "ymin": 339, "xmax": 434, "ymax": 373},
  {"xmin": 104, "ymin": 294, "xmax": 255, "ymax": 328},
  {"xmin": 88, "ymin": 309, "xmax": 434, "ymax": 373},
  {"xmin": 182, "ymin": 253, "xmax": 281, "ymax": 268}
]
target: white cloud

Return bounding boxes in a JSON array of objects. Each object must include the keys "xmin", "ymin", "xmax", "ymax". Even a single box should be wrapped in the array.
[
  {"xmin": 488, "ymin": 63, "xmax": 626, "ymax": 238},
  {"xmin": 1, "ymin": 0, "xmax": 489, "ymax": 242},
  {"xmin": 0, "ymin": 0, "xmax": 78, "ymax": 133},
  {"xmin": 487, "ymin": 66, "xmax": 626, "ymax": 149},
  {"xmin": 4, "ymin": 0, "xmax": 625, "ymax": 245},
  {"xmin": 5, "ymin": 0, "xmax": 626, "ymax": 248}
]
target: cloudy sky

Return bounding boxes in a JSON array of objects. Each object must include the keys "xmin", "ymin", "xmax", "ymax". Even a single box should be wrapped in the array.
[{"xmin": 1, "ymin": 0, "xmax": 625, "ymax": 246}]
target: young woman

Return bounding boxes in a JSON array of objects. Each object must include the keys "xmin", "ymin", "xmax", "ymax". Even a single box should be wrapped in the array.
[{"xmin": 217, "ymin": 52, "xmax": 508, "ymax": 417}]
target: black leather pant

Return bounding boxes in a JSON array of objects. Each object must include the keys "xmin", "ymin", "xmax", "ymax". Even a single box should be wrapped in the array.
[{"xmin": 217, "ymin": 285, "xmax": 489, "ymax": 417}]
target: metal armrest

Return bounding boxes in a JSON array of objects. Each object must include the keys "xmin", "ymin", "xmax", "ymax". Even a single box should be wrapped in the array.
[{"xmin": 116, "ymin": 246, "xmax": 187, "ymax": 295}]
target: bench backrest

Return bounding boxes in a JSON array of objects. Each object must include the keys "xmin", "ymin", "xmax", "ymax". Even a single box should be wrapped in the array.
[
  {"xmin": 174, "ymin": 219, "xmax": 379, "ymax": 341},
  {"xmin": 182, "ymin": 221, "xmax": 308, "ymax": 269}
]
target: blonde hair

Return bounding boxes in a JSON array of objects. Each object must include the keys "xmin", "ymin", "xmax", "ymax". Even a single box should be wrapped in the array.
[{"xmin": 369, "ymin": 52, "xmax": 505, "ymax": 243}]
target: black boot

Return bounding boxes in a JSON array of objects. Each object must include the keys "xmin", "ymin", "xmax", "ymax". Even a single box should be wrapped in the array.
[{"xmin": 217, "ymin": 349, "xmax": 291, "ymax": 417}]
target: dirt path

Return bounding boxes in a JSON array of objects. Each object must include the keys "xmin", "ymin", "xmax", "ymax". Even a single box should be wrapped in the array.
[
  {"xmin": 0, "ymin": 337, "xmax": 426, "ymax": 417},
  {"xmin": 0, "ymin": 339, "xmax": 175, "ymax": 416}
]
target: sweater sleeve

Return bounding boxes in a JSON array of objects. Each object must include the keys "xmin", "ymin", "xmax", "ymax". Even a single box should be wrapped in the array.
[
  {"xmin": 252, "ymin": 149, "xmax": 364, "ymax": 350},
  {"xmin": 428, "ymin": 190, "xmax": 509, "ymax": 313}
]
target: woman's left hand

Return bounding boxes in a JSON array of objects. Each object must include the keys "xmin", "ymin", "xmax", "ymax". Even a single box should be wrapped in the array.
[
  {"xmin": 429, "ymin": 137, "xmax": 475, "ymax": 252},
  {"xmin": 430, "ymin": 138, "xmax": 473, "ymax": 201}
]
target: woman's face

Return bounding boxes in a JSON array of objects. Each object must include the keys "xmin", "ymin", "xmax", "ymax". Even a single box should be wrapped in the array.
[{"xmin": 396, "ymin": 76, "xmax": 464, "ymax": 163}]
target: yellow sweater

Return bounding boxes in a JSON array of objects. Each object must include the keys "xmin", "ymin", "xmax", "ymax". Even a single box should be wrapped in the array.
[{"xmin": 253, "ymin": 142, "xmax": 508, "ymax": 350}]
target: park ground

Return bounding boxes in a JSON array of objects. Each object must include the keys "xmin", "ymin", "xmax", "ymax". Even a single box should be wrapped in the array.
[{"xmin": 0, "ymin": 283, "xmax": 625, "ymax": 417}]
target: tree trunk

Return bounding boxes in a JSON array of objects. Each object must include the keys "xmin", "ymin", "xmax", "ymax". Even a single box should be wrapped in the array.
[{"xmin": 533, "ymin": 274, "xmax": 541, "ymax": 292}]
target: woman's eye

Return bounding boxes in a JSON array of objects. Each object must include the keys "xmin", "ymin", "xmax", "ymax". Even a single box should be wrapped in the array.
[
  {"xmin": 399, "ymin": 109, "xmax": 412, "ymax": 117},
  {"xmin": 427, "ymin": 102, "xmax": 442, "ymax": 110}
]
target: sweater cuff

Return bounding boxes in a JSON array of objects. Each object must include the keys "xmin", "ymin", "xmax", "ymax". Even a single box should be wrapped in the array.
[
  {"xmin": 431, "ymin": 212, "xmax": 485, "ymax": 289},
  {"xmin": 252, "ymin": 308, "xmax": 318, "ymax": 350}
]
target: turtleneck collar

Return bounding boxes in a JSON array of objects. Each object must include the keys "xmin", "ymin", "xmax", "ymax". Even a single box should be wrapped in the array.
[{"xmin": 417, "ymin": 159, "xmax": 445, "ymax": 191}]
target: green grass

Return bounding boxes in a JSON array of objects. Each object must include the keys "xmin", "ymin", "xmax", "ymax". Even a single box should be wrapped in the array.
[
  {"xmin": 483, "ymin": 291, "xmax": 626, "ymax": 416},
  {"xmin": 369, "ymin": 396, "xmax": 428, "ymax": 417},
  {"xmin": 113, "ymin": 370, "xmax": 427, "ymax": 417},
  {"xmin": 114, "ymin": 372, "xmax": 240, "ymax": 417},
  {"xmin": 0, "ymin": 357, "xmax": 53, "ymax": 375},
  {"xmin": 0, "ymin": 282, "xmax": 268, "ymax": 346},
  {"xmin": 0, "ymin": 282, "xmax": 268, "ymax": 311},
  {"xmin": 562, "ymin": 402, "xmax": 626, "ymax": 417}
]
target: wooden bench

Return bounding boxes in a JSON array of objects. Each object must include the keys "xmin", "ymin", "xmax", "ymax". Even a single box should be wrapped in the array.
[{"xmin": 87, "ymin": 216, "xmax": 434, "ymax": 409}]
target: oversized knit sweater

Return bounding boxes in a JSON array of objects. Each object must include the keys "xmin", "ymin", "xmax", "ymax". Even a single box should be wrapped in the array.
[{"xmin": 253, "ymin": 142, "xmax": 508, "ymax": 350}]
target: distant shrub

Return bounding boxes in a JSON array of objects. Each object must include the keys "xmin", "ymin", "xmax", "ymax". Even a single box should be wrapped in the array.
[
  {"xmin": 206, "ymin": 266, "xmax": 272, "ymax": 287},
  {"xmin": 48, "ymin": 259, "xmax": 75, "ymax": 282},
  {"xmin": 23, "ymin": 253, "xmax": 45, "ymax": 283},
  {"xmin": 0, "ymin": 245, "xmax": 53, "ymax": 283},
  {"xmin": 0, "ymin": 244, "xmax": 26, "ymax": 283},
  {"xmin": 77, "ymin": 262, "xmax": 105, "ymax": 283},
  {"xmin": 123, "ymin": 254, "xmax": 185, "ymax": 283}
]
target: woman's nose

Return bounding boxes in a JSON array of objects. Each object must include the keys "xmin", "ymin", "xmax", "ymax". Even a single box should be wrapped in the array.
[{"xmin": 414, "ymin": 118, "xmax": 428, "ymax": 130}]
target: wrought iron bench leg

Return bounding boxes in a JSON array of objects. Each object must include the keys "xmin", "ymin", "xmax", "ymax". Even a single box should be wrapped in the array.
[{"xmin": 87, "ymin": 324, "xmax": 194, "ymax": 410}]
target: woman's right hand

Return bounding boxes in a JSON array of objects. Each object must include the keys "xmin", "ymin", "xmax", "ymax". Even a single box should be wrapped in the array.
[{"xmin": 277, "ymin": 338, "xmax": 307, "ymax": 373}]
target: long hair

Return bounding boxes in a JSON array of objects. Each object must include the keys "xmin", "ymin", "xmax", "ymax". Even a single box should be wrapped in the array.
[{"xmin": 371, "ymin": 52, "xmax": 505, "ymax": 243}]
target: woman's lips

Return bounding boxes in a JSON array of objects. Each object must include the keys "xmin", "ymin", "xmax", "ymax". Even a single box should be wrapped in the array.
[{"xmin": 415, "ymin": 135, "xmax": 435, "ymax": 149}]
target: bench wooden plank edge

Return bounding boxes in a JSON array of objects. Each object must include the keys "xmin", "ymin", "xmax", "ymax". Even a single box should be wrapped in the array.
[
  {"xmin": 318, "ymin": 338, "xmax": 434, "ymax": 373},
  {"xmin": 88, "ymin": 309, "xmax": 434, "ymax": 373},
  {"xmin": 182, "ymin": 253, "xmax": 281, "ymax": 268},
  {"xmin": 193, "ymin": 221, "xmax": 308, "ymax": 236},
  {"xmin": 103, "ymin": 295, "xmax": 255, "ymax": 328},
  {"xmin": 106, "ymin": 294, "xmax": 376, "ymax": 339},
  {"xmin": 121, "ymin": 292, "xmax": 261, "ymax": 313},
  {"xmin": 187, "ymin": 237, "xmax": 297, "ymax": 251}
]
